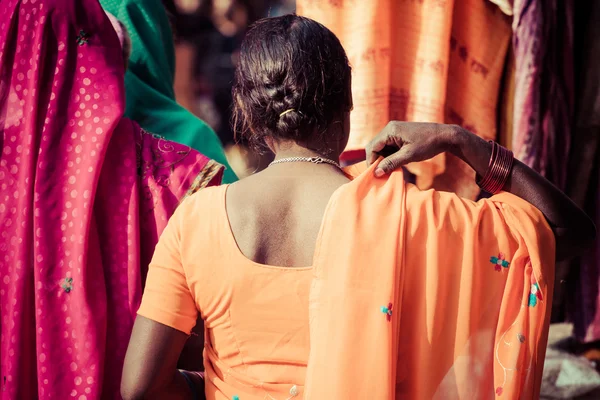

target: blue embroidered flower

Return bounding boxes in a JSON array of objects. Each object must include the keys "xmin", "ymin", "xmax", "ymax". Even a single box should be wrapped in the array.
[
  {"xmin": 61, "ymin": 277, "xmax": 73, "ymax": 293},
  {"xmin": 529, "ymin": 283, "xmax": 541, "ymax": 307},
  {"xmin": 76, "ymin": 30, "xmax": 90, "ymax": 46},
  {"xmin": 490, "ymin": 253, "xmax": 510, "ymax": 271},
  {"xmin": 380, "ymin": 303, "xmax": 393, "ymax": 321}
]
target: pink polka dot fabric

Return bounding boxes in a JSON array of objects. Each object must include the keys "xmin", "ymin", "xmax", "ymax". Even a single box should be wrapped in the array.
[{"xmin": 0, "ymin": 0, "xmax": 223, "ymax": 398}]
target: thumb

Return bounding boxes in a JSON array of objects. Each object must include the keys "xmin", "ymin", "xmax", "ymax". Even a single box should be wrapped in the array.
[
  {"xmin": 374, "ymin": 145, "xmax": 414, "ymax": 177},
  {"xmin": 365, "ymin": 136, "xmax": 387, "ymax": 167}
]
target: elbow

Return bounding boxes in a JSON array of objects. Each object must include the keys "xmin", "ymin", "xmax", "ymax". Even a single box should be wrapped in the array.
[
  {"xmin": 120, "ymin": 387, "xmax": 142, "ymax": 400},
  {"xmin": 121, "ymin": 378, "xmax": 150, "ymax": 400}
]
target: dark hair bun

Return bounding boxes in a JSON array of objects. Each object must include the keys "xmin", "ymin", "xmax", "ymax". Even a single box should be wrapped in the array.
[
  {"xmin": 232, "ymin": 15, "xmax": 351, "ymax": 152},
  {"xmin": 277, "ymin": 108, "xmax": 305, "ymax": 134}
]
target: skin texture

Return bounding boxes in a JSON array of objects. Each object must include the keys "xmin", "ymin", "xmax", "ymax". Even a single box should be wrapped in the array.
[{"xmin": 122, "ymin": 121, "xmax": 594, "ymax": 399}]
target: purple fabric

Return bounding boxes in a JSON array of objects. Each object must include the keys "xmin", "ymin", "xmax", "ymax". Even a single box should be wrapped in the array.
[
  {"xmin": 564, "ymin": 0, "xmax": 600, "ymax": 343},
  {"xmin": 511, "ymin": 0, "xmax": 573, "ymax": 190}
]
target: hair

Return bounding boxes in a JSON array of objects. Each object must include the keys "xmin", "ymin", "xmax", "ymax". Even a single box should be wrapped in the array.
[{"xmin": 232, "ymin": 14, "xmax": 352, "ymax": 153}]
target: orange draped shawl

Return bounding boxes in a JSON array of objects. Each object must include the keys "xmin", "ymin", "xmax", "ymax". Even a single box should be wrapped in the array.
[{"xmin": 305, "ymin": 162, "xmax": 554, "ymax": 398}]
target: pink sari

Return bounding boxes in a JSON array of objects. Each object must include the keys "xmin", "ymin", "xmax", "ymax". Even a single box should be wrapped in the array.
[{"xmin": 0, "ymin": 0, "xmax": 222, "ymax": 398}]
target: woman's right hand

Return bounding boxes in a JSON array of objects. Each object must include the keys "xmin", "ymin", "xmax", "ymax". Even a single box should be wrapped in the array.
[
  {"xmin": 366, "ymin": 120, "xmax": 596, "ymax": 261},
  {"xmin": 365, "ymin": 121, "xmax": 459, "ymax": 177}
]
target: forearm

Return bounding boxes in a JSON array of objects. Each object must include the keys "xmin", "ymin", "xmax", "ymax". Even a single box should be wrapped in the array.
[{"xmin": 448, "ymin": 126, "xmax": 595, "ymax": 259}]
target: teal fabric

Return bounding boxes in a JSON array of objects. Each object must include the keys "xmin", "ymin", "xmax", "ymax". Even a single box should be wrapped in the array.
[{"xmin": 101, "ymin": 0, "xmax": 237, "ymax": 183}]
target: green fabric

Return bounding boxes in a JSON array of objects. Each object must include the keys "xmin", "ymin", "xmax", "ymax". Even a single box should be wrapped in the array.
[{"xmin": 100, "ymin": 0, "xmax": 237, "ymax": 183}]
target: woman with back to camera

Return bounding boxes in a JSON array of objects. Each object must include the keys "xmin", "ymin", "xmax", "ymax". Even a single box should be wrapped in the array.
[{"xmin": 122, "ymin": 15, "xmax": 595, "ymax": 400}]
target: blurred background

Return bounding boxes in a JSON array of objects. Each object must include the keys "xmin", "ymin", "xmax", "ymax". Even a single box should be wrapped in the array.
[{"xmin": 167, "ymin": 0, "xmax": 295, "ymax": 178}]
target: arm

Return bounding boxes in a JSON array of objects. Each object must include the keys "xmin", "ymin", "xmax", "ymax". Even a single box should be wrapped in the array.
[
  {"xmin": 121, "ymin": 199, "xmax": 204, "ymax": 399},
  {"xmin": 121, "ymin": 317, "xmax": 204, "ymax": 400},
  {"xmin": 366, "ymin": 122, "xmax": 596, "ymax": 261}
]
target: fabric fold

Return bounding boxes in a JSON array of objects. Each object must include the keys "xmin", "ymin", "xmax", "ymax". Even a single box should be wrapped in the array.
[{"xmin": 305, "ymin": 162, "xmax": 555, "ymax": 398}]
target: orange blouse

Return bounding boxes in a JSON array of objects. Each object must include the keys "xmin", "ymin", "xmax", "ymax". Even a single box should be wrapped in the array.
[{"xmin": 138, "ymin": 186, "xmax": 311, "ymax": 400}]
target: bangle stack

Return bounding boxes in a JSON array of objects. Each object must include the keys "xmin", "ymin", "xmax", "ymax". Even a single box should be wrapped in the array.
[{"xmin": 477, "ymin": 141, "xmax": 514, "ymax": 194}]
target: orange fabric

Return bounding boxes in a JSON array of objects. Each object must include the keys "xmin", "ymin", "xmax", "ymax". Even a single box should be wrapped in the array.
[
  {"xmin": 139, "ymin": 162, "xmax": 554, "ymax": 399},
  {"xmin": 297, "ymin": 0, "xmax": 511, "ymax": 199},
  {"xmin": 305, "ymin": 162, "xmax": 555, "ymax": 399}
]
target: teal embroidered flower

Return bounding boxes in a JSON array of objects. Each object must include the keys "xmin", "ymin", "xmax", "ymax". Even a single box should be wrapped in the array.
[
  {"xmin": 380, "ymin": 303, "xmax": 393, "ymax": 321},
  {"xmin": 529, "ymin": 283, "xmax": 541, "ymax": 307},
  {"xmin": 490, "ymin": 253, "xmax": 510, "ymax": 272},
  {"xmin": 76, "ymin": 30, "xmax": 90, "ymax": 46},
  {"xmin": 61, "ymin": 277, "xmax": 73, "ymax": 293}
]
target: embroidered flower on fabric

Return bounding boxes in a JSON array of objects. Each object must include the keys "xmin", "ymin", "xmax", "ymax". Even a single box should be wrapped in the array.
[
  {"xmin": 490, "ymin": 253, "xmax": 510, "ymax": 271},
  {"xmin": 380, "ymin": 303, "xmax": 393, "ymax": 321},
  {"xmin": 60, "ymin": 277, "xmax": 74, "ymax": 293},
  {"xmin": 528, "ymin": 273, "xmax": 543, "ymax": 307},
  {"xmin": 496, "ymin": 386, "xmax": 503, "ymax": 396},
  {"xmin": 528, "ymin": 283, "xmax": 542, "ymax": 307},
  {"xmin": 76, "ymin": 30, "xmax": 90, "ymax": 46}
]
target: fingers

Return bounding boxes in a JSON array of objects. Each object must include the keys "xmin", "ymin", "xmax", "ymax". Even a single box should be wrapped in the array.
[
  {"xmin": 365, "ymin": 135, "xmax": 387, "ymax": 167},
  {"xmin": 374, "ymin": 146, "xmax": 413, "ymax": 177},
  {"xmin": 366, "ymin": 122, "xmax": 396, "ymax": 166}
]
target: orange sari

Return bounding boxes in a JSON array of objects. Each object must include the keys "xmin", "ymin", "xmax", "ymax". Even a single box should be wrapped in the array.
[{"xmin": 305, "ymin": 162, "xmax": 554, "ymax": 398}]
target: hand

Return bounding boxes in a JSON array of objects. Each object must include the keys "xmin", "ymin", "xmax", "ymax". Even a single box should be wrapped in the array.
[{"xmin": 365, "ymin": 122, "xmax": 460, "ymax": 177}]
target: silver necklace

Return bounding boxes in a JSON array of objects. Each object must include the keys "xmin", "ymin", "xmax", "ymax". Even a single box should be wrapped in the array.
[{"xmin": 269, "ymin": 156, "xmax": 341, "ymax": 169}]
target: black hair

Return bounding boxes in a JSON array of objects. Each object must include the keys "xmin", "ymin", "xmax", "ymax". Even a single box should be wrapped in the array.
[{"xmin": 232, "ymin": 14, "xmax": 352, "ymax": 153}]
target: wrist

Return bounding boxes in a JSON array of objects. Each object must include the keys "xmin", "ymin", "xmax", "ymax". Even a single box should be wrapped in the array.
[{"xmin": 444, "ymin": 124, "xmax": 467, "ymax": 156}]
